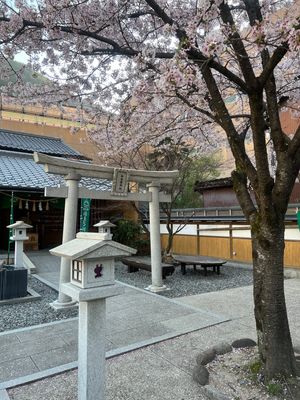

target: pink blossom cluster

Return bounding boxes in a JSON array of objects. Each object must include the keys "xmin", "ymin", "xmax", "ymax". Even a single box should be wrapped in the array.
[{"xmin": 0, "ymin": 0, "xmax": 298, "ymax": 168}]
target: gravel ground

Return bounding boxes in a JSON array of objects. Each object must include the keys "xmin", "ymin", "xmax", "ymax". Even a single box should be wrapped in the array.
[
  {"xmin": 115, "ymin": 262, "xmax": 253, "ymax": 298},
  {"xmin": 0, "ymin": 263, "xmax": 253, "ymax": 332},
  {"xmin": 0, "ymin": 275, "xmax": 78, "ymax": 332},
  {"xmin": 9, "ymin": 345, "xmax": 299, "ymax": 400},
  {"xmin": 207, "ymin": 347, "xmax": 300, "ymax": 400}
]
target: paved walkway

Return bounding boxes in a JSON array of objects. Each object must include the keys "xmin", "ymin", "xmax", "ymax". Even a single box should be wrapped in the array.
[
  {"xmin": 0, "ymin": 252, "xmax": 227, "ymax": 389},
  {"xmin": 0, "ymin": 252, "xmax": 299, "ymax": 400}
]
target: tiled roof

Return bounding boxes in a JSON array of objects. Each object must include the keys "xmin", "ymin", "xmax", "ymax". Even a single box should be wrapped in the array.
[
  {"xmin": 0, "ymin": 150, "xmax": 111, "ymax": 192},
  {"xmin": 194, "ymin": 177, "xmax": 233, "ymax": 191},
  {"xmin": 0, "ymin": 129, "xmax": 85, "ymax": 159}
]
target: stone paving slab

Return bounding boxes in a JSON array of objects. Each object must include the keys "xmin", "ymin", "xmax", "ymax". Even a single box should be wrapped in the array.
[
  {"xmin": 0, "ymin": 335, "xmax": 67, "ymax": 364},
  {"xmin": 0, "ymin": 389, "xmax": 9, "ymax": 400},
  {"xmin": 0, "ymin": 283, "xmax": 227, "ymax": 388},
  {"xmin": 7, "ymin": 347, "xmax": 205, "ymax": 400},
  {"xmin": 0, "ymin": 358, "xmax": 39, "ymax": 383},
  {"xmin": 2, "ymin": 279, "xmax": 299, "ymax": 400}
]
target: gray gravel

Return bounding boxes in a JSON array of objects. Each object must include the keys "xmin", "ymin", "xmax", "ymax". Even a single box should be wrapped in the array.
[
  {"xmin": 0, "ymin": 263, "xmax": 253, "ymax": 332},
  {"xmin": 115, "ymin": 262, "xmax": 253, "ymax": 298},
  {"xmin": 0, "ymin": 275, "xmax": 78, "ymax": 332}
]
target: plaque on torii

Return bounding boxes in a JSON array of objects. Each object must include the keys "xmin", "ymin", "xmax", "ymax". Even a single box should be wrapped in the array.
[
  {"xmin": 33, "ymin": 152, "xmax": 178, "ymax": 308},
  {"xmin": 34, "ymin": 152, "xmax": 176, "ymax": 202}
]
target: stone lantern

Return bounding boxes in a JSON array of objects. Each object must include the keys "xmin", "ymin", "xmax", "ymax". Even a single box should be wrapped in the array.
[
  {"xmin": 7, "ymin": 221, "xmax": 33, "ymax": 268},
  {"xmin": 50, "ymin": 230, "xmax": 136, "ymax": 400},
  {"xmin": 93, "ymin": 220, "xmax": 116, "ymax": 239}
]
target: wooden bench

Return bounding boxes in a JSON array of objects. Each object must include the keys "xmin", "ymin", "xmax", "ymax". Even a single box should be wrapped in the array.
[
  {"xmin": 121, "ymin": 256, "xmax": 175, "ymax": 279},
  {"xmin": 173, "ymin": 255, "xmax": 227, "ymax": 276}
]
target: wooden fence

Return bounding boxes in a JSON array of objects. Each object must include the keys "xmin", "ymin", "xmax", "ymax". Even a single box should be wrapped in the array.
[{"xmin": 158, "ymin": 205, "xmax": 300, "ymax": 269}]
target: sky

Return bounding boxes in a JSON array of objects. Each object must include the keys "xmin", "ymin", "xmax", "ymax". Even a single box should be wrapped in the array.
[{"xmin": 14, "ymin": 51, "xmax": 29, "ymax": 64}]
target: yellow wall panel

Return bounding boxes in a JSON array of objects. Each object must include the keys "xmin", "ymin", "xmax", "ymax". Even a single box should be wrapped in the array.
[
  {"xmin": 161, "ymin": 233, "xmax": 300, "ymax": 269},
  {"xmin": 284, "ymin": 241, "xmax": 300, "ymax": 268},
  {"xmin": 199, "ymin": 236, "xmax": 231, "ymax": 259},
  {"xmin": 161, "ymin": 234, "xmax": 198, "ymax": 255},
  {"xmin": 232, "ymin": 238, "xmax": 252, "ymax": 262}
]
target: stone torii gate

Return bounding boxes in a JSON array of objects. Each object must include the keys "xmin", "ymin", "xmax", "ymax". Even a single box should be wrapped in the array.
[{"xmin": 34, "ymin": 152, "xmax": 178, "ymax": 309}]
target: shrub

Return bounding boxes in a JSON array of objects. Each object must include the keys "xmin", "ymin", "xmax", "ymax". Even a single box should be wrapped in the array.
[{"xmin": 112, "ymin": 220, "xmax": 150, "ymax": 255}]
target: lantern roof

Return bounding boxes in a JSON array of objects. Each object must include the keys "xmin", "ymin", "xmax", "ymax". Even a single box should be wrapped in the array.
[
  {"xmin": 50, "ymin": 232, "xmax": 136, "ymax": 260},
  {"xmin": 7, "ymin": 220, "xmax": 33, "ymax": 229},
  {"xmin": 93, "ymin": 220, "xmax": 116, "ymax": 228}
]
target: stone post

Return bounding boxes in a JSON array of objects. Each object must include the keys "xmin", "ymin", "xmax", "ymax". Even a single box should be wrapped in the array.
[
  {"xmin": 146, "ymin": 182, "xmax": 167, "ymax": 292},
  {"xmin": 79, "ymin": 298, "xmax": 106, "ymax": 400},
  {"xmin": 50, "ymin": 230, "xmax": 135, "ymax": 400},
  {"xmin": 51, "ymin": 172, "xmax": 80, "ymax": 309},
  {"xmin": 14, "ymin": 238, "xmax": 24, "ymax": 269},
  {"xmin": 61, "ymin": 285, "xmax": 123, "ymax": 400}
]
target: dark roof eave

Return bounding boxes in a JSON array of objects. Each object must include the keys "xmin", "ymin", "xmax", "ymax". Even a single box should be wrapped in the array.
[
  {"xmin": 0, "ymin": 146, "xmax": 91, "ymax": 161},
  {"xmin": 0, "ymin": 186, "xmax": 45, "ymax": 193},
  {"xmin": 194, "ymin": 177, "xmax": 233, "ymax": 191},
  {"xmin": 0, "ymin": 128, "xmax": 88, "ymax": 159}
]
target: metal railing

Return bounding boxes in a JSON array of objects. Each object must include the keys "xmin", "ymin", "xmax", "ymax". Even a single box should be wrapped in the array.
[{"xmin": 141, "ymin": 203, "xmax": 300, "ymax": 224}]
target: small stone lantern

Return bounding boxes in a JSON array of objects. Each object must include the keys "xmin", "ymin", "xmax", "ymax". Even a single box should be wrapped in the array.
[
  {"xmin": 93, "ymin": 220, "xmax": 116, "ymax": 239},
  {"xmin": 50, "ymin": 230, "xmax": 136, "ymax": 400},
  {"xmin": 7, "ymin": 221, "xmax": 33, "ymax": 268}
]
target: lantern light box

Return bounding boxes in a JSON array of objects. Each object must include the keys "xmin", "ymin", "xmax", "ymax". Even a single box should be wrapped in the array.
[
  {"xmin": 7, "ymin": 221, "xmax": 33, "ymax": 241},
  {"xmin": 50, "ymin": 232, "xmax": 136, "ymax": 289}
]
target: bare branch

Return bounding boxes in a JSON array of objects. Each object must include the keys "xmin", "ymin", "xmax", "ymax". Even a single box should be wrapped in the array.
[
  {"xmin": 218, "ymin": 1, "xmax": 257, "ymax": 87},
  {"xmin": 259, "ymin": 45, "xmax": 289, "ymax": 87}
]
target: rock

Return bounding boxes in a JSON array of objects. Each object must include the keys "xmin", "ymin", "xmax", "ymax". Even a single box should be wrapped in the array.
[
  {"xmin": 296, "ymin": 359, "xmax": 300, "ymax": 377},
  {"xmin": 196, "ymin": 348, "xmax": 216, "ymax": 366},
  {"xmin": 213, "ymin": 342, "xmax": 232, "ymax": 355},
  {"xmin": 203, "ymin": 385, "xmax": 232, "ymax": 400},
  {"xmin": 284, "ymin": 269, "xmax": 298, "ymax": 279},
  {"xmin": 238, "ymin": 378, "xmax": 251, "ymax": 385},
  {"xmin": 192, "ymin": 365, "xmax": 209, "ymax": 386},
  {"xmin": 162, "ymin": 254, "xmax": 174, "ymax": 263},
  {"xmin": 293, "ymin": 344, "xmax": 300, "ymax": 354},
  {"xmin": 231, "ymin": 338, "xmax": 257, "ymax": 348}
]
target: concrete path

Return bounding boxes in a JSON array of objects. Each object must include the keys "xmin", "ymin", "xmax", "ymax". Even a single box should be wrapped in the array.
[
  {"xmin": 0, "ymin": 251, "xmax": 299, "ymax": 400},
  {"xmin": 3, "ymin": 279, "xmax": 300, "ymax": 400},
  {"xmin": 26, "ymin": 251, "xmax": 60, "ymax": 290},
  {"xmin": 0, "ymin": 252, "xmax": 228, "ymax": 389}
]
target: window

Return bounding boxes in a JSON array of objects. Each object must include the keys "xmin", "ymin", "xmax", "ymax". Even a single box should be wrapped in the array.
[{"xmin": 72, "ymin": 260, "xmax": 83, "ymax": 283}]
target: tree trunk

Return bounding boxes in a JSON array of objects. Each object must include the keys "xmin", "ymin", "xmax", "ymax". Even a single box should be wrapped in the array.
[
  {"xmin": 251, "ymin": 216, "xmax": 297, "ymax": 381},
  {"xmin": 165, "ymin": 231, "xmax": 174, "ymax": 255},
  {"xmin": 164, "ymin": 210, "xmax": 174, "ymax": 256}
]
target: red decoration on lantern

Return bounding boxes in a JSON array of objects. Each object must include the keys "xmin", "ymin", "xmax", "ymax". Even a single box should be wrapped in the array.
[{"xmin": 94, "ymin": 264, "xmax": 103, "ymax": 278}]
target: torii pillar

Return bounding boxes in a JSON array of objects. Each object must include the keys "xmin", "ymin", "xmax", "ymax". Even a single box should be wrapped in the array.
[
  {"xmin": 51, "ymin": 171, "xmax": 80, "ymax": 309},
  {"xmin": 146, "ymin": 182, "xmax": 166, "ymax": 292},
  {"xmin": 34, "ymin": 152, "xmax": 178, "ymax": 308}
]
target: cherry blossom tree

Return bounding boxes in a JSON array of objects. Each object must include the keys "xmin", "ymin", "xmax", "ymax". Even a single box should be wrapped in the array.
[{"xmin": 0, "ymin": 0, "xmax": 299, "ymax": 381}]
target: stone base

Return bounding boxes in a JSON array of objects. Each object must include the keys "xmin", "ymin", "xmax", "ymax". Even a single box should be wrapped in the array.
[
  {"xmin": 50, "ymin": 299, "xmax": 78, "ymax": 310},
  {"xmin": 0, "ymin": 287, "xmax": 41, "ymax": 306},
  {"xmin": 61, "ymin": 283, "xmax": 124, "ymax": 302},
  {"xmin": 145, "ymin": 284, "xmax": 169, "ymax": 293}
]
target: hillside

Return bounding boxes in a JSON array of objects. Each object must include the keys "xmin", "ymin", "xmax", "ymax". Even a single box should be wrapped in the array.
[{"xmin": 0, "ymin": 59, "xmax": 48, "ymax": 86}]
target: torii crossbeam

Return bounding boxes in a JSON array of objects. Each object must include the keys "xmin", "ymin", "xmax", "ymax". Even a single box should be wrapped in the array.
[{"xmin": 34, "ymin": 152, "xmax": 179, "ymax": 308}]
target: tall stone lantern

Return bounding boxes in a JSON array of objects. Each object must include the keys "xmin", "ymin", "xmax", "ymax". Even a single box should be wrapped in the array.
[
  {"xmin": 50, "ymin": 230, "xmax": 136, "ymax": 400},
  {"xmin": 7, "ymin": 221, "xmax": 33, "ymax": 268}
]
